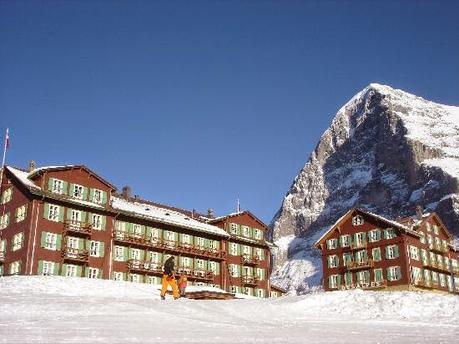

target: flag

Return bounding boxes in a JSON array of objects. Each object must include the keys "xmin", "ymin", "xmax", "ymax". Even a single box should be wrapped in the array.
[{"xmin": 5, "ymin": 128, "xmax": 9, "ymax": 149}]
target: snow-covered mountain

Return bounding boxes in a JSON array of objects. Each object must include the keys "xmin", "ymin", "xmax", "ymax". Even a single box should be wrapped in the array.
[{"xmin": 269, "ymin": 83, "xmax": 459, "ymax": 293}]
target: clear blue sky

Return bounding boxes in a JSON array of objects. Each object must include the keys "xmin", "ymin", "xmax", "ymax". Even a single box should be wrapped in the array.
[{"xmin": 1, "ymin": 1, "xmax": 458, "ymax": 224}]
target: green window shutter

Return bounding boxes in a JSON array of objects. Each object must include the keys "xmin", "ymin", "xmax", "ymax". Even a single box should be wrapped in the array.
[
  {"xmin": 174, "ymin": 232, "xmax": 178, "ymax": 242},
  {"xmin": 89, "ymin": 189, "xmax": 95, "ymax": 202},
  {"xmin": 394, "ymin": 245, "xmax": 399, "ymax": 258},
  {"xmin": 40, "ymin": 231, "xmax": 47, "ymax": 248},
  {"xmin": 216, "ymin": 262, "xmax": 220, "ymax": 275},
  {"xmin": 77, "ymin": 238, "xmax": 84, "ymax": 250},
  {"xmin": 385, "ymin": 246, "xmax": 389, "ymax": 259},
  {"xmin": 82, "ymin": 187, "xmax": 88, "ymax": 200},
  {"xmin": 362, "ymin": 250, "xmax": 368, "ymax": 260},
  {"xmin": 375, "ymin": 269, "xmax": 382, "ymax": 282},
  {"xmin": 376, "ymin": 230, "xmax": 381, "ymax": 240},
  {"xmin": 101, "ymin": 191, "xmax": 107, "ymax": 204},
  {"xmin": 48, "ymin": 178, "xmax": 54, "ymax": 192},
  {"xmin": 237, "ymin": 265, "xmax": 242, "ymax": 276},
  {"xmin": 140, "ymin": 249, "xmax": 145, "ymax": 261},
  {"xmin": 38, "ymin": 260, "xmax": 44, "ymax": 274},
  {"xmin": 396, "ymin": 267, "xmax": 401, "ymax": 280},
  {"xmin": 56, "ymin": 234, "xmax": 62, "ymax": 250},
  {"xmin": 337, "ymin": 275, "xmax": 342, "ymax": 286},
  {"xmin": 66, "ymin": 208, "xmax": 73, "ymax": 221},
  {"xmin": 99, "ymin": 242, "xmax": 105, "ymax": 257},
  {"xmin": 101, "ymin": 216, "xmax": 106, "ymax": 230},
  {"xmin": 58, "ymin": 206, "xmax": 64, "ymax": 222},
  {"xmin": 126, "ymin": 223, "xmax": 133, "ymax": 234},
  {"xmin": 140, "ymin": 225, "xmax": 146, "ymax": 236},
  {"xmin": 69, "ymin": 184, "xmax": 75, "ymax": 196},
  {"xmin": 123, "ymin": 247, "xmax": 129, "ymax": 261},
  {"xmin": 98, "ymin": 269, "xmax": 103, "ymax": 279},
  {"xmin": 146, "ymin": 227, "xmax": 152, "ymax": 239},
  {"xmin": 81, "ymin": 211, "xmax": 87, "ymax": 223},
  {"xmin": 327, "ymin": 256, "xmax": 331, "ymax": 268},
  {"xmin": 386, "ymin": 268, "xmax": 392, "ymax": 280},
  {"xmin": 76, "ymin": 266, "xmax": 82, "ymax": 277},
  {"xmin": 62, "ymin": 181, "xmax": 68, "ymax": 194},
  {"xmin": 204, "ymin": 239, "xmax": 210, "ymax": 248},
  {"xmin": 237, "ymin": 244, "xmax": 241, "ymax": 255},
  {"xmin": 85, "ymin": 240, "xmax": 91, "ymax": 251},
  {"xmin": 373, "ymin": 248, "xmax": 381, "ymax": 261},
  {"xmin": 61, "ymin": 264, "xmax": 67, "ymax": 276},
  {"xmin": 43, "ymin": 203, "xmax": 50, "ymax": 219},
  {"xmin": 53, "ymin": 263, "xmax": 60, "ymax": 275}
]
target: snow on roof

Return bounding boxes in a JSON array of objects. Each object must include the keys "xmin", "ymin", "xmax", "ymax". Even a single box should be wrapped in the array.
[
  {"xmin": 314, "ymin": 210, "xmax": 350, "ymax": 246},
  {"xmin": 111, "ymin": 196, "xmax": 229, "ymax": 238},
  {"xmin": 6, "ymin": 166, "xmax": 41, "ymax": 190},
  {"xmin": 209, "ymin": 212, "xmax": 244, "ymax": 222},
  {"xmin": 27, "ymin": 165, "xmax": 75, "ymax": 177}
]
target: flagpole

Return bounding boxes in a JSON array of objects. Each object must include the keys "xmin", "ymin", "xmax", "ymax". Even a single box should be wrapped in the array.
[{"xmin": 0, "ymin": 128, "xmax": 9, "ymax": 193}]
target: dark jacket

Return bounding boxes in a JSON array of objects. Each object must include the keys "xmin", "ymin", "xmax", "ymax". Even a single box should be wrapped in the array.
[{"xmin": 163, "ymin": 257, "xmax": 175, "ymax": 276}]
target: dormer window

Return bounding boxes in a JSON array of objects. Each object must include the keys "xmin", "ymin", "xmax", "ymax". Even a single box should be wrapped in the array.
[{"xmin": 352, "ymin": 215, "xmax": 364, "ymax": 226}]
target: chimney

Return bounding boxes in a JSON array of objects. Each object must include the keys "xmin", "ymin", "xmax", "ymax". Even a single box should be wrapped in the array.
[
  {"xmin": 207, "ymin": 208, "xmax": 215, "ymax": 218},
  {"xmin": 28, "ymin": 160, "xmax": 36, "ymax": 172},
  {"xmin": 122, "ymin": 186, "xmax": 131, "ymax": 199},
  {"xmin": 415, "ymin": 204, "xmax": 423, "ymax": 220}
]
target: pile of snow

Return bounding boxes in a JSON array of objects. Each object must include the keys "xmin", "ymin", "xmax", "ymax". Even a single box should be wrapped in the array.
[{"xmin": 1, "ymin": 276, "xmax": 458, "ymax": 343}]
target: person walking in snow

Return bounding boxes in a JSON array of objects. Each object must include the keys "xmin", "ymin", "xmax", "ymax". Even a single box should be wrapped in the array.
[
  {"xmin": 178, "ymin": 273, "xmax": 188, "ymax": 298},
  {"xmin": 160, "ymin": 256, "xmax": 179, "ymax": 300}
]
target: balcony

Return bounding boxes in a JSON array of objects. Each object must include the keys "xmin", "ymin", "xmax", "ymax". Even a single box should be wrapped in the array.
[
  {"xmin": 127, "ymin": 260, "xmax": 215, "ymax": 282},
  {"xmin": 345, "ymin": 259, "xmax": 374, "ymax": 271},
  {"xmin": 61, "ymin": 247, "xmax": 89, "ymax": 263},
  {"xmin": 114, "ymin": 230, "xmax": 226, "ymax": 260},
  {"xmin": 64, "ymin": 220, "xmax": 92, "ymax": 236},
  {"xmin": 429, "ymin": 243, "xmax": 448, "ymax": 254},
  {"xmin": 349, "ymin": 241, "xmax": 367, "ymax": 250},
  {"xmin": 414, "ymin": 278, "xmax": 434, "ymax": 289},
  {"xmin": 452, "ymin": 266, "xmax": 459, "ymax": 275},
  {"xmin": 241, "ymin": 276, "xmax": 260, "ymax": 286},
  {"xmin": 241, "ymin": 254, "xmax": 261, "ymax": 266}
]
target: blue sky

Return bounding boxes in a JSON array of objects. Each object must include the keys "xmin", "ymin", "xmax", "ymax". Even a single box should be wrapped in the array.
[{"xmin": 1, "ymin": 1, "xmax": 458, "ymax": 223}]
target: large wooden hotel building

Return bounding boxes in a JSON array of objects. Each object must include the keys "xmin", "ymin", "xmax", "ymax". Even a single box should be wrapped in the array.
[
  {"xmin": 0, "ymin": 163, "xmax": 279, "ymax": 298},
  {"xmin": 315, "ymin": 208, "xmax": 459, "ymax": 294}
]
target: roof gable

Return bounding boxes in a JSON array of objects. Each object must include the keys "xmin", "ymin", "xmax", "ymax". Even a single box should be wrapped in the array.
[
  {"xmin": 208, "ymin": 210, "xmax": 268, "ymax": 230},
  {"xmin": 422, "ymin": 213, "xmax": 453, "ymax": 240}
]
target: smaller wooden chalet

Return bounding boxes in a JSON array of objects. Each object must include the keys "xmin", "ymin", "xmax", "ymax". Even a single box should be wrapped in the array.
[{"xmin": 314, "ymin": 208, "xmax": 459, "ymax": 294}]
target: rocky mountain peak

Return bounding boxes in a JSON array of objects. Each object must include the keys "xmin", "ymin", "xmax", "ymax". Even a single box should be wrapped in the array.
[{"xmin": 269, "ymin": 84, "xmax": 459, "ymax": 293}]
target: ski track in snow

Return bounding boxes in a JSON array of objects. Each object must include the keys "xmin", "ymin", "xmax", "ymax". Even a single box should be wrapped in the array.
[{"xmin": 0, "ymin": 276, "xmax": 458, "ymax": 344}]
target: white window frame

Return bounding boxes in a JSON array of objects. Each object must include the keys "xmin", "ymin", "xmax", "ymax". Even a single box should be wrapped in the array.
[
  {"xmin": 132, "ymin": 224, "xmax": 142, "ymax": 237},
  {"xmin": 129, "ymin": 274, "xmax": 141, "ymax": 283},
  {"xmin": 93, "ymin": 189, "xmax": 103, "ymax": 204},
  {"xmin": 208, "ymin": 261, "xmax": 217, "ymax": 273},
  {"xmin": 369, "ymin": 229, "xmax": 380, "ymax": 242},
  {"xmin": 387, "ymin": 245, "xmax": 398, "ymax": 259},
  {"xmin": 328, "ymin": 255, "xmax": 339, "ymax": 268},
  {"xmin": 89, "ymin": 241, "xmax": 100, "ymax": 257},
  {"xmin": 88, "ymin": 267, "xmax": 99, "ymax": 279},
  {"xmin": 16, "ymin": 205, "xmax": 27, "ymax": 223},
  {"xmin": 66, "ymin": 264, "xmax": 78, "ymax": 277},
  {"xmin": 329, "ymin": 274, "xmax": 339, "ymax": 288},
  {"xmin": 114, "ymin": 246, "xmax": 124, "ymax": 261},
  {"xmin": 196, "ymin": 259, "xmax": 205, "ymax": 271},
  {"xmin": 230, "ymin": 243, "xmax": 238, "ymax": 256},
  {"xmin": 409, "ymin": 245, "xmax": 419, "ymax": 261},
  {"xmin": 12, "ymin": 232, "xmax": 24, "ymax": 251},
  {"xmin": 388, "ymin": 266, "xmax": 400, "ymax": 281},
  {"xmin": 45, "ymin": 232, "xmax": 57, "ymax": 250},
  {"xmin": 242, "ymin": 226, "xmax": 250, "ymax": 237},
  {"xmin": 114, "ymin": 272, "xmax": 124, "ymax": 281},
  {"xmin": 52, "ymin": 179, "xmax": 64, "ymax": 194},
  {"xmin": 229, "ymin": 264, "xmax": 239, "ymax": 277},
  {"xmin": 1, "ymin": 187, "xmax": 12, "ymax": 204},
  {"xmin": 0, "ymin": 213, "xmax": 9, "ymax": 230},
  {"xmin": 326, "ymin": 238, "xmax": 338, "ymax": 250},
  {"xmin": 230, "ymin": 223, "xmax": 238, "ymax": 235},
  {"xmin": 130, "ymin": 248, "xmax": 141, "ymax": 261},
  {"xmin": 68, "ymin": 237, "xmax": 79, "ymax": 250},
  {"xmin": 352, "ymin": 215, "xmax": 364, "ymax": 226},
  {"xmin": 42, "ymin": 261, "xmax": 55, "ymax": 276},
  {"xmin": 73, "ymin": 184, "xmax": 84, "ymax": 199},
  {"xmin": 91, "ymin": 214, "xmax": 102, "ymax": 230}
]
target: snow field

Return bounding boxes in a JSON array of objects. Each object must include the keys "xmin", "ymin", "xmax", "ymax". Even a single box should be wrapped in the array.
[{"xmin": 0, "ymin": 276, "xmax": 458, "ymax": 343}]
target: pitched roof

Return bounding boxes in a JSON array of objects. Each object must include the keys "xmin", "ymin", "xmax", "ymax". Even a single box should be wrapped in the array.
[
  {"xmin": 207, "ymin": 210, "xmax": 268, "ymax": 230},
  {"xmin": 111, "ymin": 196, "xmax": 229, "ymax": 238}
]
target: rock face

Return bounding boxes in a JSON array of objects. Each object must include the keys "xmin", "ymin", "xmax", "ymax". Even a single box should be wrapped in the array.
[{"xmin": 269, "ymin": 83, "xmax": 459, "ymax": 293}]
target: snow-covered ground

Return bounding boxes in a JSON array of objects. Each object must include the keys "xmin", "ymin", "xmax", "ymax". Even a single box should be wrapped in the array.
[{"xmin": 0, "ymin": 277, "xmax": 458, "ymax": 343}]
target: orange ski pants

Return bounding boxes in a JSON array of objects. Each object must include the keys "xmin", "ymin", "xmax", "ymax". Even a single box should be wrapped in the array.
[{"xmin": 160, "ymin": 275, "xmax": 179, "ymax": 299}]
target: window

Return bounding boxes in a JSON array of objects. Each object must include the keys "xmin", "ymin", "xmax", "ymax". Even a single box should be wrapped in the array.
[
  {"xmin": 68, "ymin": 237, "xmax": 79, "ymax": 250},
  {"xmin": 230, "ymin": 286, "xmax": 238, "ymax": 294},
  {"xmin": 51, "ymin": 179, "xmax": 65, "ymax": 194},
  {"xmin": 385, "ymin": 245, "xmax": 399, "ymax": 259},
  {"xmin": 255, "ymin": 268, "xmax": 264, "ymax": 280},
  {"xmin": 328, "ymin": 255, "xmax": 339, "ymax": 268},
  {"xmin": 11, "ymin": 232, "xmax": 24, "ymax": 251},
  {"xmin": 42, "ymin": 261, "xmax": 55, "ymax": 276},
  {"xmin": 372, "ymin": 247, "xmax": 381, "ymax": 262},
  {"xmin": 72, "ymin": 184, "xmax": 84, "ymax": 199},
  {"xmin": 356, "ymin": 270, "xmax": 370, "ymax": 285},
  {"xmin": 387, "ymin": 266, "xmax": 401, "ymax": 281},
  {"xmin": 255, "ymin": 248, "xmax": 264, "ymax": 260},
  {"xmin": 344, "ymin": 272, "xmax": 353, "ymax": 286},
  {"xmin": 384, "ymin": 228, "xmax": 397, "ymax": 239},
  {"xmin": 132, "ymin": 224, "xmax": 142, "ymax": 237},
  {"xmin": 164, "ymin": 231, "xmax": 175, "ymax": 242},
  {"xmin": 129, "ymin": 274, "xmax": 141, "ymax": 283},
  {"xmin": 230, "ymin": 223, "xmax": 238, "ymax": 235},
  {"xmin": 91, "ymin": 214, "xmax": 102, "ymax": 230},
  {"xmin": 352, "ymin": 215, "xmax": 364, "ymax": 226},
  {"xmin": 254, "ymin": 228, "xmax": 262, "ymax": 240},
  {"xmin": 93, "ymin": 189, "xmax": 103, "ymax": 204},
  {"xmin": 48, "ymin": 205, "xmax": 60, "ymax": 222},
  {"xmin": 182, "ymin": 257, "xmax": 192, "ymax": 268},
  {"xmin": 257, "ymin": 289, "xmax": 264, "ymax": 298},
  {"xmin": 149, "ymin": 252, "xmax": 160, "ymax": 264},
  {"xmin": 1, "ymin": 187, "xmax": 12, "ymax": 204},
  {"xmin": 230, "ymin": 243, "xmax": 238, "ymax": 256},
  {"xmin": 409, "ymin": 245, "xmax": 419, "ymax": 261},
  {"xmin": 368, "ymin": 229, "xmax": 381, "ymax": 242},
  {"xmin": 374, "ymin": 268, "xmax": 383, "ymax": 282},
  {"xmin": 0, "ymin": 239, "xmax": 6, "ymax": 256},
  {"xmin": 113, "ymin": 272, "xmax": 124, "ymax": 281},
  {"xmin": 182, "ymin": 234, "xmax": 191, "ymax": 245},
  {"xmin": 0, "ymin": 212, "xmax": 10, "ymax": 229},
  {"xmin": 343, "ymin": 252, "xmax": 353, "ymax": 267},
  {"xmin": 425, "ymin": 223, "xmax": 432, "ymax": 232},
  {"xmin": 410, "ymin": 266, "xmax": 421, "ymax": 283},
  {"xmin": 130, "ymin": 248, "xmax": 141, "ymax": 261},
  {"xmin": 66, "ymin": 265, "xmax": 78, "ymax": 277},
  {"xmin": 88, "ymin": 268, "xmax": 99, "ymax": 279},
  {"xmin": 340, "ymin": 235, "xmax": 351, "ymax": 247},
  {"xmin": 431, "ymin": 271, "xmax": 438, "ymax": 284},
  {"xmin": 229, "ymin": 264, "xmax": 239, "ymax": 277},
  {"xmin": 326, "ymin": 238, "xmax": 338, "ymax": 250},
  {"xmin": 70, "ymin": 210, "xmax": 82, "ymax": 226},
  {"xmin": 114, "ymin": 246, "xmax": 125, "ymax": 261},
  {"xmin": 196, "ymin": 259, "xmax": 205, "ymax": 271},
  {"xmin": 242, "ymin": 226, "xmax": 250, "ymax": 237},
  {"xmin": 433, "ymin": 225, "xmax": 439, "ymax": 235},
  {"xmin": 44, "ymin": 232, "xmax": 57, "ymax": 250},
  {"xmin": 209, "ymin": 240, "xmax": 218, "ymax": 251},
  {"xmin": 196, "ymin": 237, "xmax": 205, "ymax": 248},
  {"xmin": 355, "ymin": 250, "xmax": 367, "ymax": 263},
  {"xmin": 354, "ymin": 232, "xmax": 366, "ymax": 246},
  {"xmin": 208, "ymin": 261, "xmax": 217, "ymax": 274},
  {"xmin": 15, "ymin": 205, "xmax": 27, "ymax": 223},
  {"xmin": 9, "ymin": 261, "xmax": 21, "ymax": 275},
  {"xmin": 328, "ymin": 274, "xmax": 341, "ymax": 288},
  {"xmin": 242, "ymin": 245, "xmax": 251, "ymax": 255},
  {"xmin": 89, "ymin": 241, "xmax": 101, "ymax": 257},
  {"xmin": 419, "ymin": 232, "xmax": 426, "ymax": 244}
]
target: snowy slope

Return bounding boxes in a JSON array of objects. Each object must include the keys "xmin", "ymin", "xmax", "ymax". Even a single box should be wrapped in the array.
[
  {"xmin": 1, "ymin": 276, "xmax": 458, "ymax": 344},
  {"xmin": 270, "ymin": 84, "xmax": 459, "ymax": 293}
]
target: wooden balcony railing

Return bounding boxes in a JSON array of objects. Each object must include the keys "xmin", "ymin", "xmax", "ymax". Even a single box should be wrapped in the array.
[
  {"xmin": 349, "ymin": 241, "xmax": 367, "ymax": 250},
  {"xmin": 241, "ymin": 276, "xmax": 260, "ymax": 286},
  {"xmin": 345, "ymin": 259, "xmax": 374, "ymax": 271},
  {"xmin": 64, "ymin": 220, "xmax": 92, "ymax": 236},
  {"xmin": 241, "ymin": 254, "xmax": 261, "ymax": 266},
  {"xmin": 114, "ymin": 230, "xmax": 226, "ymax": 260},
  {"xmin": 429, "ymin": 243, "xmax": 448, "ymax": 254},
  {"xmin": 126, "ymin": 259, "xmax": 215, "ymax": 281},
  {"xmin": 61, "ymin": 247, "xmax": 89, "ymax": 263}
]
